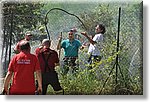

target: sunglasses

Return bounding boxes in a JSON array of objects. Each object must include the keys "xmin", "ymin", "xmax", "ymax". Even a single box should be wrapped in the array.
[{"xmin": 69, "ymin": 32, "xmax": 73, "ymax": 35}]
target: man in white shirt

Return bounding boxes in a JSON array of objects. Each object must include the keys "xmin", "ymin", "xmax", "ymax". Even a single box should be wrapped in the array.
[{"xmin": 81, "ymin": 24, "xmax": 106, "ymax": 68}]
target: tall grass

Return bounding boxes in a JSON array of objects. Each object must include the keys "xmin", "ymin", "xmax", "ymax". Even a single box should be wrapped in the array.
[{"xmin": 47, "ymin": 56, "xmax": 142, "ymax": 95}]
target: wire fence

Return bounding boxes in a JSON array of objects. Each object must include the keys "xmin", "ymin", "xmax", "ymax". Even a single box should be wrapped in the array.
[
  {"xmin": 0, "ymin": 3, "xmax": 142, "ymax": 94},
  {"xmin": 43, "ymin": 7, "xmax": 142, "ymax": 94}
]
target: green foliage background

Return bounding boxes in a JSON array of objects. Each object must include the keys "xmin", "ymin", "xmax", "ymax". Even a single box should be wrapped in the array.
[
  {"xmin": 1, "ymin": 1, "xmax": 143, "ymax": 95},
  {"xmin": 42, "ymin": 2, "xmax": 143, "ymax": 95}
]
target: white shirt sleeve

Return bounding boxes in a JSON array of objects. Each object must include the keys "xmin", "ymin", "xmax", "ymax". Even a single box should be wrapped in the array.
[{"xmin": 93, "ymin": 34, "xmax": 103, "ymax": 49}]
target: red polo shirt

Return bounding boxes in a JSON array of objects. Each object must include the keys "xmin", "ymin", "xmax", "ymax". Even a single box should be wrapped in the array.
[
  {"xmin": 37, "ymin": 48, "xmax": 59, "ymax": 72},
  {"xmin": 8, "ymin": 52, "xmax": 40, "ymax": 95}
]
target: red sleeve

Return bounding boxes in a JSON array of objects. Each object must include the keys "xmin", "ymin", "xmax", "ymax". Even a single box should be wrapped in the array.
[
  {"xmin": 54, "ymin": 51, "xmax": 59, "ymax": 63},
  {"xmin": 35, "ymin": 48, "xmax": 39, "ymax": 56},
  {"xmin": 35, "ymin": 47, "xmax": 43, "ymax": 57},
  {"xmin": 34, "ymin": 56, "xmax": 41, "ymax": 71},
  {"xmin": 8, "ymin": 56, "xmax": 16, "ymax": 72}
]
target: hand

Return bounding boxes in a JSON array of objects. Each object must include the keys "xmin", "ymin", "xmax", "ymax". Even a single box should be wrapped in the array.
[
  {"xmin": 1, "ymin": 88, "xmax": 8, "ymax": 95},
  {"xmin": 58, "ymin": 34, "xmax": 62, "ymax": 42},
  {"xmin": 80, "ymin": 45, "xmax": 85, "ymax": 50},
  {"xmin": 81, "ymin": 32, "xmax": 87, "ymax": 36},
  {"xmin": 37, "ymin": 86, "xmax": 42, "ymax": 94}
]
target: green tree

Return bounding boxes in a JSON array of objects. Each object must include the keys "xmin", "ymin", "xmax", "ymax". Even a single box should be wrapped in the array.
[
  {"xmin": 2, "ymin": 2, "xmax": 45, "ymax": 42},
  {"xmin": 1, "ymin": 1, "xmax": 45, "ymax": 76}
]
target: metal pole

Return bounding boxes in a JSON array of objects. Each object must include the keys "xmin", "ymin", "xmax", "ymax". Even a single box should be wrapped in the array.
[
  {"xmin": 115, "ymin": 7, "xmax": 121, "ymax": 92},
  {"xmin": 99, "ymin": 7, "xmax": 121, "ymax": 94},
  {"xmin": 58, "ymin": 32, "xmax": 62, "ymax": 59}
]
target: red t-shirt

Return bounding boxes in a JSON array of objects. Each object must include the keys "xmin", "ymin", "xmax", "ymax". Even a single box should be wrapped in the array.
[
  {"xmin": 8, "ymin": 52, "xmax": 40, "ymax": 95},
  {"xmin": 37, "ymin": 48, "xmax": 59, "ymax": 72}
]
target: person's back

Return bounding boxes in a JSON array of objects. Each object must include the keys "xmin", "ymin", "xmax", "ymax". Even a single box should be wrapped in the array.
[
  {"xmin": 37, "ymin": 48, "xmax": 59, "ymax": 72},
  {"xmin": 9, "ymin": 52, "xmax": 39, "ymax": 94},
  {"xmin": 36, "ymin": 39, "xmax": 63, "ymax": 95},
  {"xmin": 3, "ymin": 41, "xmax": 42, "ymax": 95}
]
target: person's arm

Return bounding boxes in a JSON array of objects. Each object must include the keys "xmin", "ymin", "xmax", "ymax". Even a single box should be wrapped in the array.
[
  {"xmin": 80, "ymin": 44, "xmax": 87, "ymax": 50},
  {"xmin": 77, "ymin": 40, "xmax": 84, "ymax": 50},
  {"xmin": 57, "ymin": 33, "xmax": 62, "ymax": 50},
  {"xmin": 3, "ymin": 71, "xmax": 13, "ymax": 94},
  {"xmin": 57, "ymin": 40, "xmax": 61, "ymax": 50},
  {"xmin": 81, "ymin": 32, "xmax": 96, "ymax": 45},
  {"xmin": 14, "ymin": 42, "xmax": 20, "ymax": 54},
  {"xmin": 35, "ymin": 70, "xmax": 42, "ymax": 94},
  {"xmin": 55, "ymin": 62, "xmax": 60, "ymax": 66},
  {"xmin": 55, "ymin": 51, "xmax": 60, "ymax": 67}
]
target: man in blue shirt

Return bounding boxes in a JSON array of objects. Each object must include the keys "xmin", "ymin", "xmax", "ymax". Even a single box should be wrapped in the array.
[{"xmin": 57, "ymin": 28, "xmax": 82, "ymax": 75}]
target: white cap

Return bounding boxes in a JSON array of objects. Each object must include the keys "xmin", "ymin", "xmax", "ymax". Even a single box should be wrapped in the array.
[
  {"xmin": 42, "ymin": 39, "xmax": 50, "ymax": 44},
  {"xmin": 25, "ymin": 31, "xmax": 32, "ymax": 36}
]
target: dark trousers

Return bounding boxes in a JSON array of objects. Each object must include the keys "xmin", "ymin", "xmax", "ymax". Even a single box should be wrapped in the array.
[
  {"xmin": 87, "ymin": 55, "xmax": 102, "ymax": 69},
  {"xmin": 62, "ymin": 57, "xmax": 78, "ymax": 75},
  {"xmin": 42, "ymin": 71, "xmax": 62, "ymax": 95}
]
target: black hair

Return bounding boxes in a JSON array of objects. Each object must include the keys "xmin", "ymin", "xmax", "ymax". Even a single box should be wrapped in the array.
[
  {"xmin": 20, "ymin": 41, "xmax": 30, "ymax": 50},
  {"xmin": 98, "ymin": 24, "xmax": 106, "ymax": 34}
]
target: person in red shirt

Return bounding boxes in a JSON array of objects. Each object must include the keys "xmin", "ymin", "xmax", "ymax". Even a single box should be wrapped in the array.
[
  {"xmin": 3, "ymin": 41, "xmax": 42, "ymax": 95},
  {"xmin": 35, "ymin": 43, "xmax": 43, "ymax": 56},
  {"xmin": 14, "ymin": 31, "xmax": 32, "ymax": 54},
  {"xmin": 36, "ymin": 39, "xmax": 63, "ymax": 95}
]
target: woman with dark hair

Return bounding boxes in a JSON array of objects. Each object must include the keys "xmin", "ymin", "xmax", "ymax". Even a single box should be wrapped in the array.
[{"xmin": 81, "ymin": 24, "xmax": 106, "ymax": 68}]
